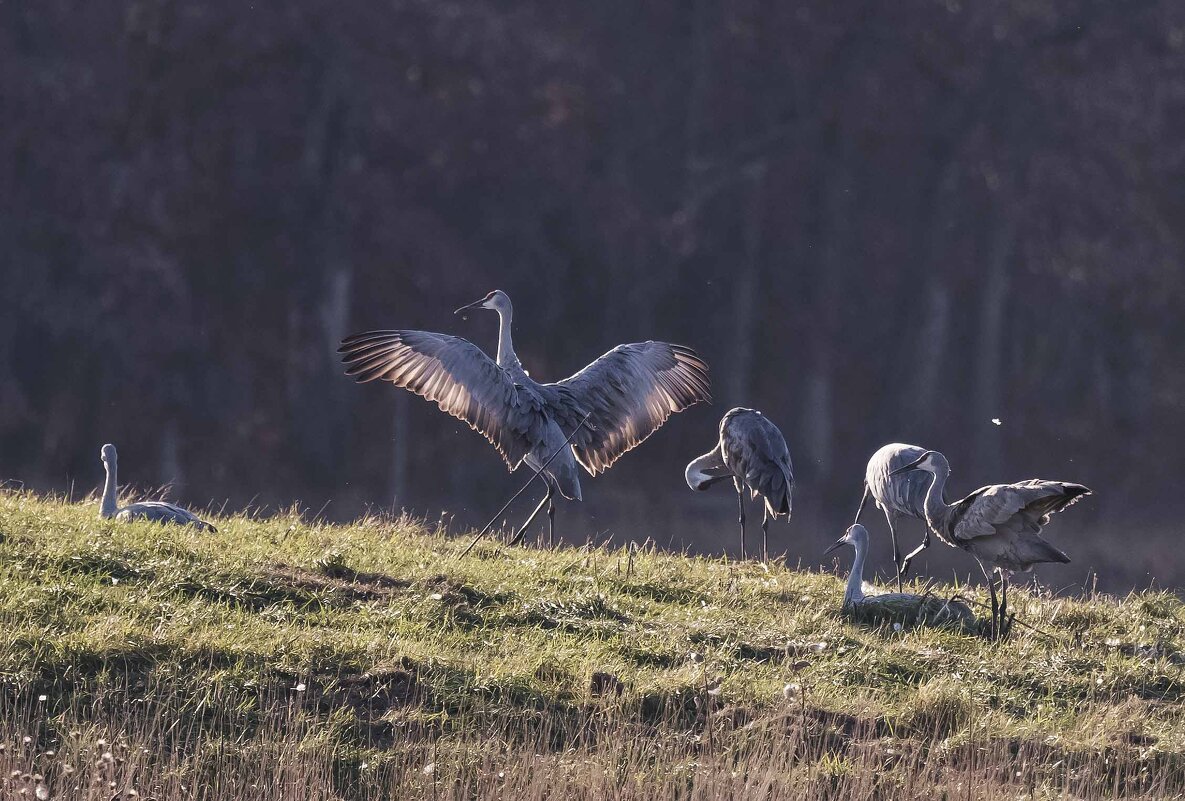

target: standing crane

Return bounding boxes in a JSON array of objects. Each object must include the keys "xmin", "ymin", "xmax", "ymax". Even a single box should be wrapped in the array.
[
  {"xmin": 889, "ymin": 450, "xmax": 1090, "ymax": 639},
  {"xmin": 854, "ymin": 443, "xmax": 949, "ymax": 592},
  {"xmin": 99, "ymin": 444, "xmax": 216, "ymax": 531},
  {"xmin": 339, "ymin": 290, "xmax": 711, "ymax": 547},
  {"xmin": 685, "ymin": 408, "xmax": 793, "ymax": 561}
]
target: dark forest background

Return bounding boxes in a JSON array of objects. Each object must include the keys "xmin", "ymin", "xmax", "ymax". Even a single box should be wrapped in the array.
[{"xmin": 2, "ymin": 1, "xmax": 1184, "ymax": 591}]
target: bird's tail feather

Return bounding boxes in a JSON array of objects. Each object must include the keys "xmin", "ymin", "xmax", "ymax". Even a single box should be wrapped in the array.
[{"xmin": 1027, "ymin": 537, "xmax": 1071, "ymax": 565}]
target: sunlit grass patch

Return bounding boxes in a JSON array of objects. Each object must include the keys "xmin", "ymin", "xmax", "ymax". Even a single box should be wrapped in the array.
[{"xmin": 2, "ymin": 489, "xmax": 1185, "ymax": 797}]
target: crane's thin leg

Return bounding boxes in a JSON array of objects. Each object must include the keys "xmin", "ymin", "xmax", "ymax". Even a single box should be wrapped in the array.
[
  {"xmin": 547, "ymin": 492, "xmax": 556, "ymax": 549},
  {"xmin": 508, "ymin": 482, "xmax": 553, "ymax": 548},
  {"xmin": 885, "ymin": 509, "xmax": 903, "ymax": 593},
  {"xmin": 854, "ymin": 482, "xmax": 870, "ymax": 524},
  {"xmin": 899, "ymin": 529, "xmax": 932, "ymax": 584},
  {"xmin": 978, "ymin": 560, "xmax": 1000, "ymax": 641},
  {"xmin": 762, "ymin": 507, "xmax": 770, "ymax": 563},
  {"xmin": 734, "ymin": 478, "xmax": 746, "ymax": 561},
  {"xmin": 999, "ymin": 572, "xmax": 1011, "ymax": 639}
]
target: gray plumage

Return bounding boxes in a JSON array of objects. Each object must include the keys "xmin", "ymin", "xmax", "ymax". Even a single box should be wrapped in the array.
[
  {"xmin": 99, "ymin": 444, "xmax": 215, "ymax": 532},
  {"xmin": 855, "ymin": 442, "xmax": 949, "ymax": 590},
  {"xmin": 890, "ymin": 449, "xmax": 1089, "ymax": 638},
  {"xmin": 685, "ymin": 407, "xmax": 793, "ymax": 561},
  {"xmin": 339, "ymin": 290, "xmax": 711, "ymax": 546},
  {"xmin": 825, "ymin": 524, "xmax": 975, "ymax": 630}
]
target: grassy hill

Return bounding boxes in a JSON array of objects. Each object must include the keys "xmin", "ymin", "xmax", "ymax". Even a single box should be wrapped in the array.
[{"xmin": 1, "ymin": 490, "xmax": 1184, "ymax": 799}]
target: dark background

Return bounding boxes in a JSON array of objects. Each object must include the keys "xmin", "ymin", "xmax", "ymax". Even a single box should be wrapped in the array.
[{"xmin": 2, "ymin": 1, "xmax": 1183, "ymax": 592}]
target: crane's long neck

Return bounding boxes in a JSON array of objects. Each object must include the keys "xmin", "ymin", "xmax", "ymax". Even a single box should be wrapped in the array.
[
  {"xmin": 921, "ymin": 466, "xmax": 954, "ymax": 540},
  {"xmin": 495, "ymin": 306, "xmax": 520, "ymax": 370},
  {"xmin": 685, "ymin": 445, "xmax": 730, "ymax": 490},
  {"xmin": 101, "ymin": 461, "xmax": 119, "ymax": 518},
  {"xmin": 844, "ymin": 538, "xmax": 866, "ymax": 607}
]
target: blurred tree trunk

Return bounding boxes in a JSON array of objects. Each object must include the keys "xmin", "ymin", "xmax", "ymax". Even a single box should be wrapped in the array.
[
  {"xmin": 973, "ymin": 218, "xmax": 1014, "ymax": 477},
  {"xmin": 903, "ymin": 151, "xmax": 965, "ymax": 432},
  {"xmin": 0, "ymin": 314, "xmax": 29, "ymax": 435},
  {"xmin": 802, "ymin": 131, "xmax": 853, "ymax": 483},
  {"xmin": 912, "ymin": 282, "xmax": 952, "ymax": 432},
  {"xmin": 391, "ymin": 393, "xmax": 409, "ymax": 509},
  {"xmin": 286, "ymin": 61, "xmax": 349, "ymax": 482},
  {"xmin": 728, "ymin": 164, "xmax": 766, "ymax": 406},
  {"xmin": 159, "ymin": 418, "xmax": 183, "ymax": 495},
  {"xmin": 684, "ymin": 0, "xmax": 709, "ymax": 196}
]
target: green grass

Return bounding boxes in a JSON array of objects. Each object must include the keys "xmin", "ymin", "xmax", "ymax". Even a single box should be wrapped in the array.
[{"xmin": 2, "ymin": 489, "xmax": 1184, "ymax": 798}]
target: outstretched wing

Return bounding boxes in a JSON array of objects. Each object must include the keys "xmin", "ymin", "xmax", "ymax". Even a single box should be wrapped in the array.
[
  {"xmin": 952, "ymin": 481, "xmax": 1090, "ymax": 541},
  {"xmin": 339, "ymin": 330, "xmax": 549, "ymax": 468},
  {"xmin": 554, "ymin": 342, "xmax": 711, "ymax": 476}
]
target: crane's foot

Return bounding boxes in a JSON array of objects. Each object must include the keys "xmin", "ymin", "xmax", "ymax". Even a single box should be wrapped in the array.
[
  {"xmin": 898, "ymin": 542, "xmax": 930, "ymax": 584},
  {"xmin": 999, "ymin": 612, "xmax": 1015, "ymax": 641}
]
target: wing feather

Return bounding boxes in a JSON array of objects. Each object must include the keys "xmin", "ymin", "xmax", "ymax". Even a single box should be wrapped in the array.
[
  {"xmin": 953, "ymin": 481, "xmax": 1091, "ymax": 541},
  {"xmin": 721, "ymin": 409, "xmax": 794, "ymax": 516},
  {"xmin": 339, "ymin": 330, "xmax": 546, "ymax": 468},
  {"xmin": 555, "ymin": 342, "xmax": 711, "ymax": 475}
]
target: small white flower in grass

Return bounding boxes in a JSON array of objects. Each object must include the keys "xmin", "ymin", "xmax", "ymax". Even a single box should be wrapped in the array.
[
  {"xmin": 893, "ymin": 623, "xmax": 903, "ymax": 633},
  {"xmin": 295, "ymin": 683, "xmax": 306, "ymax": 692},
  {"xmin": 429, "ymin": 593, "xmax": 443, "ymax": 601},
  {"xmin": 359, "ymin": 762, "xmax": 368, "ymax": 771},
  {"xmin": 23, "ymin": 736, "xmax": 32, "ymax": 744},
  {"xmin": 782, "ymin": 683, "xmax": 801, "ymax": 700},
  {"xmin": 422, "ymin": 763, "xmax": 435, "ymax": 776},
  {"xmin": 35, "ymin": 784, "xmax": 49, "ymax": 801},
  {"xmin": 38, "ymin": 695, "xmax": 47, "ymax": 702}
]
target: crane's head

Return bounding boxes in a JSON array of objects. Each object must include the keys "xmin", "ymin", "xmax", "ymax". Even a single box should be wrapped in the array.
[
  {"xmin": 888, "ymin": 449, "xmax": 947, "ymax": 476},
  {"xmin": 100, "ymin": 443, "xmax": 118, "ymax": 465},
  {"xmin": 455, "ymin": 289, "xmax": 511, "ymax": 316},
  {"xmin": 824, "ymin": 523, "xmax": 868, "ymax": 555}
]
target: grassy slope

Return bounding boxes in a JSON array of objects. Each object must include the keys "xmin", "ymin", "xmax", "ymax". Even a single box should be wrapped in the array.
[{"xmin": 2, "ymin": 491, "xmax": 1185, "ymax": 787}]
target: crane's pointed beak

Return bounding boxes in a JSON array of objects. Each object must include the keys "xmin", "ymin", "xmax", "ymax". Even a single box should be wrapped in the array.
[
  {"xmin": 889, "ymin": 454, "xmax": 928, "ymax": 476},
  {"xmin": 823, "ymin": 538, "xmax": 846, "ymax": 556},
  {"xmin": 454, "ymin": 299, "xmax": 486, "ymax": 315}
]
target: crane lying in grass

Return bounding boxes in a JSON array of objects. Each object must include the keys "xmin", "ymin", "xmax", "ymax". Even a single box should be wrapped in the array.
[
  {"xmin": 826, "ymin": 524, "xmax": 976, "ymax": 631},
  {"xmin": 99, "ymin": 444, "xmax": 216, "ymax": 531},
  {"xmin": 685, "ymin": 407, "xmax": 793, "ymax": 562},
  {"xmin": 889, "ymin": 450, "xmax": 1090, "ymax": 640}
]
